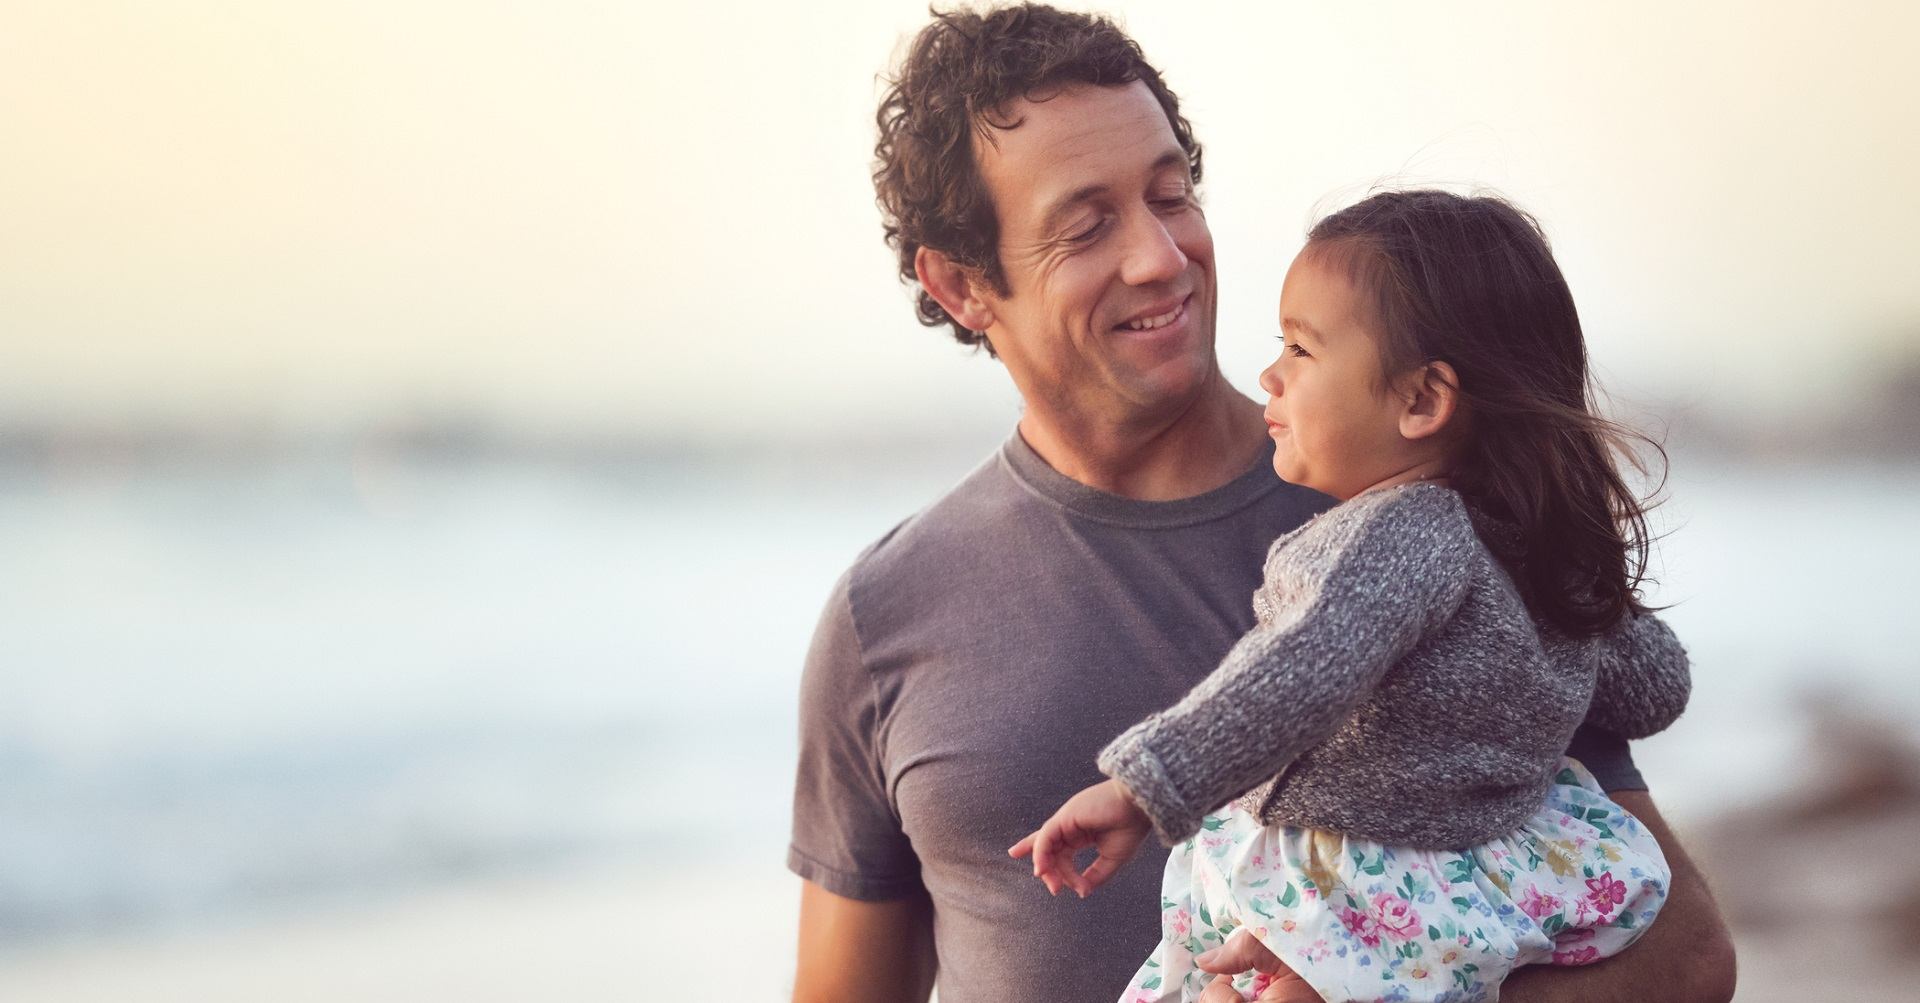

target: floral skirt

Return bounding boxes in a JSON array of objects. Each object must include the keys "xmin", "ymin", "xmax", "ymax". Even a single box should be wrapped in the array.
[{"xmin": 1119, "ymin": 760, "xmax": 1669, "ymax": 1003}]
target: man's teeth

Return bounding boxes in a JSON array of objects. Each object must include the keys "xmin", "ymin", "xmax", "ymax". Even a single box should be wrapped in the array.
[{"xmin": 1123, "ymin": 303, "xmax": 1183, "ymax": 330}]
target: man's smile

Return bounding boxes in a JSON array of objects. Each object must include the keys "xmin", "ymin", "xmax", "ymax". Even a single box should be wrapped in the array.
[{"xmin": 1114, "ymin": 293, "xmax": 1192, "ymax": 334}]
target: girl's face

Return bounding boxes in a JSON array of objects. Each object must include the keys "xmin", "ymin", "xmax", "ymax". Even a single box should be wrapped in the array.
[{"xmin": 1258, "ymin": 249, "xmax": 1426, "ymax": 500}]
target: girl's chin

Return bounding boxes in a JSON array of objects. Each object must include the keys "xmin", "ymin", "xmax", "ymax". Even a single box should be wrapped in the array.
[{"xmin": 1271, "ymin": 461, "xmax": 1332, "ymax": 497}]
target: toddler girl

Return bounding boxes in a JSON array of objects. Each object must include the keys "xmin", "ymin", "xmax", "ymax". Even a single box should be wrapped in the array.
[{"xmin": 1011, "ymin": 190, "xmax": 1689, "ymax": 1003}]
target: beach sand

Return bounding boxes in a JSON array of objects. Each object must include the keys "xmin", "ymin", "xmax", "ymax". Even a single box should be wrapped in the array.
[{"xmin": 0, "ymin": 860, "xmax": 801, "ymax": 1001}]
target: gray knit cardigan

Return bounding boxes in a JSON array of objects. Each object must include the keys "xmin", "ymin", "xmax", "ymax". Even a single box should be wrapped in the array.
[{"xmin": 1098, "ymin": 481, "xmax": 1690, "ymax": 849}]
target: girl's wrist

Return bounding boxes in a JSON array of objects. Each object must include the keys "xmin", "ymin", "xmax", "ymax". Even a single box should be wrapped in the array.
[{"xmin": 1110, "ymin": 779, "xmax": 1151, "ymax": 825}]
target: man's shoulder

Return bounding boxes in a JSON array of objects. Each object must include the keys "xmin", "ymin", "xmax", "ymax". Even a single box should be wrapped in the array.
[
  {"xmin": 845, "ymin": 443, "xmax": 1029, "ymax": 591},
  {"xmin": 797, "ymin": 450, "xmax": 1020, "ymax": 705}
]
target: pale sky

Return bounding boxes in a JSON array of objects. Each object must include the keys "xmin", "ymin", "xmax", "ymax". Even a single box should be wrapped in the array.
[{"xmin": 3, "ymin": 0, "xmax": 1915, "ymax": 444}]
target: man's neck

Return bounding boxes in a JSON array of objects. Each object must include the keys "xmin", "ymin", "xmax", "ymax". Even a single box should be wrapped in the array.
[{"xmin": 1016, "ymin": 374, "xmax": 1268, "ymax": 502}]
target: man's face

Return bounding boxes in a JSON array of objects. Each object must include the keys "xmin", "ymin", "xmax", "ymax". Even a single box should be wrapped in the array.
[{"xmin": 971, "ymin": 81, "xmax": 1217, "ymax": 425}]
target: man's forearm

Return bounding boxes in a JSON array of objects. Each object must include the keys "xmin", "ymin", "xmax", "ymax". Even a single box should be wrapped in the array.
[{"xmin": 1498, "ymin": 791, "xmax": 1736, "ymax": 1003}]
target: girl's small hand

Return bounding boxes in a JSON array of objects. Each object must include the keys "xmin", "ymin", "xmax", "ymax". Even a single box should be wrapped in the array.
[{"xmin": 1006, "ymin": 778, "xmax": 1152, "ymax": 898}]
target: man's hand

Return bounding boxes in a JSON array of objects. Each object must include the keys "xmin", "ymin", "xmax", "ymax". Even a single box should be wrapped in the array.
[
  {"xmin": 1008, "ymin": 778, "xmax": 1153, "ymax": 897},
  {"xmin": 1194, "ymin": 930, "xmax": 1321, "ymax": 1002}
]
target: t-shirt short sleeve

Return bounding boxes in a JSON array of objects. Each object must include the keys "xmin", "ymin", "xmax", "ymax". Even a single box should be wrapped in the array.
[
  {"xmin": 1565, "ymin": 722, "xmax": 1647, "ymax": 792},
  {"xmin": 787, "ymin": 569, "xmax": 923, "ymax": 901}
]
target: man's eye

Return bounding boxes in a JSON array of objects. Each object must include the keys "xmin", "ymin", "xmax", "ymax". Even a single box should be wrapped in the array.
[{"xmin": 1065, "ymin": 218, "xmax": 1108, "ymax": 243}]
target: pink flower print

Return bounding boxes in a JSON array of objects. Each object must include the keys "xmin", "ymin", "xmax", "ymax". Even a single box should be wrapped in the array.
[
  {"xmin": 1411, "ymin": 860, "xmax": 1452, "ymax": 893},
  {"xmin": 1301, "ymin": 939, "xmax": 1332, "ymax": 963},
  {"xmin": 1167, "ymin": 908, "xmax": 1192, "ymax": 941},
  {"xmin": 1517, "ymin": 886, "xmax": 1562, "ymax": 921},
  {"xmin": 1252, "ymin": 854, "xmax": 1265, "ymax": 867},
  {"xmin": 1339, "ymin": 906, "xmax": 1383, "ymax": 947},
  {"xmin": 1553, "ymin": 945, "xmax": 1600, "ymax": 966},
  {"xmin": 1370, "ymin": 892, "xmax": 1423, "ymax": 941},
  {"xmin": 1584, "ymin": 872, "xmax": 1627, "ymax": 920}
]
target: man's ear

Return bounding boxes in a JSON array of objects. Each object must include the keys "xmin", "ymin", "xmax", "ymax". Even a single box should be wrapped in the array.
[
  {"xmin": 1398, "ymin": 360, "xmax": 1462, "ymax": 441},
  {"xmin": 915, "ymin": 246, "xmax": 997, "ymax": 333}
]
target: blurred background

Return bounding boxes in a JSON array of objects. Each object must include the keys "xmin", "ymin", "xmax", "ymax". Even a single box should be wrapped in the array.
[{"xmin": 2, "ymin": 1, "xmax": 1916, "ymax": 999}]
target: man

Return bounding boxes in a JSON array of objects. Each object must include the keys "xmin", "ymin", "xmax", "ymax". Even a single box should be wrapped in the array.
[{"xmin": 789, "ymin": 6, "xmax": 1736, "ymax": 1002}]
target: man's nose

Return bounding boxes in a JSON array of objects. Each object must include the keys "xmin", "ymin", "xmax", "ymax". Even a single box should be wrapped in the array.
[{"xmin": 1118, "ymin": 211, "xmax": 1187, "ymax": 286}]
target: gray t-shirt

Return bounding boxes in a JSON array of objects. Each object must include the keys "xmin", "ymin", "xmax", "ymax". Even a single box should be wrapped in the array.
[{"xmin": 788, "ymin": 433, "xmax": 1645, "ymax": 1003}]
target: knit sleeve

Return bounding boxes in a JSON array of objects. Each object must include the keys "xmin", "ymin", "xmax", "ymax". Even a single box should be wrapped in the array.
[
  {"xmin": 1583, "ymin": 611, "xmax": 1691, "ymax": 740},
  {"xmin": 1097, "ymin": 485, "xmax": 1477, "ymax": 846}
]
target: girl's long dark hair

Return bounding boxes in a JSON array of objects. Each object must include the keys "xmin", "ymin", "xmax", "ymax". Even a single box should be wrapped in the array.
[{"xmin": 1307, "ymin": 189, "xmax": 1662, "ymax": 636}]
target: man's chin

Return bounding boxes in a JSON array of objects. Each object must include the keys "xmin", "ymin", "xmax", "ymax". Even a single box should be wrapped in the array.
[{"xmin": 1114, "ymin": 354, "xmax": 1218, "ymax": 409}]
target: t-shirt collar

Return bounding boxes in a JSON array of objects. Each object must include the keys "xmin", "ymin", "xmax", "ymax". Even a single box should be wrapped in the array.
[{"xmin": 998, "ymin": 429, "xmax": 1284, "ymax": 529}]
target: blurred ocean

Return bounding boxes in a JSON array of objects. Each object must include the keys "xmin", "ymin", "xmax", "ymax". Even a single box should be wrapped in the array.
[
  {"xmin": 0, "ymin": 442, "xmax": 933, "ymax": 947},
  {"xmin": 1, "ymin": 437, "xmax": 1916, "ymax": 991}
]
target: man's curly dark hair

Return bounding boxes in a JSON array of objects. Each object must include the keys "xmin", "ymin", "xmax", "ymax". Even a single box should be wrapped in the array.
[{"xmin": 873, "ymin": 4, "xmax": 1204, "ymax": 354}]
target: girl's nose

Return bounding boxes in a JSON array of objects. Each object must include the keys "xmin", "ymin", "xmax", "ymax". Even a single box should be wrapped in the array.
[{"xmin": 1259, "ymin": 357, "xmax": 1284, "ymax": 396}]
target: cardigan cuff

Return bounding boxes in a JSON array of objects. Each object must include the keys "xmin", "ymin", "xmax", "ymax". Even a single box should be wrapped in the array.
[{"xmin": 1098, "ymin": 722, "xmax": 1203, "ymax": 847}]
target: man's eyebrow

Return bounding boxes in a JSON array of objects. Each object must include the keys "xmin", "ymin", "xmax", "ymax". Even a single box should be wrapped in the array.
[
  {"xmin": 1147, "ymin": 149, "xmax": 1188, "ymax": 175},
  {"xmin": 1038, "ymin": 149, "xmax": 1192, "ymax": 232}
]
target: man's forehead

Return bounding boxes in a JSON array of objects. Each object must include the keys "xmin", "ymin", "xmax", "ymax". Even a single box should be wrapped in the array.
[{"xmin": 974, "ymin": 81, "xmax": 1182, "ymax": 211}]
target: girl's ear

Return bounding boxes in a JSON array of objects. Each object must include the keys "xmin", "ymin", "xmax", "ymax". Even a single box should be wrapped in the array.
[
  {"xmin": 1399, "ymin": 360, "xmax": 1462, "ymax": 441},
  {"xmin": 915, "ymin": 246, "xmax": 997, "ymax": 334}
]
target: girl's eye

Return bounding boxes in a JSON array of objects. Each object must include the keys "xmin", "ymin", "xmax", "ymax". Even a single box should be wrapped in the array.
[{"xmin": 1288, "ymin": 343, "xmax": 1310, "ymax": 358}]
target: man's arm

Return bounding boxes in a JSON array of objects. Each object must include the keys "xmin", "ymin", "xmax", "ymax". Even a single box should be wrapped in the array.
[
  {"xmin": 789, "ymin": 569, "xmax": 935, "ymax": 1000},
  {"xmin": 794, "ymin": 881, "xmax": 935, "ymax": 1003},
  {"xmin": 1495, "ymin": 791, "xmax": 1736, "ymax": 1003}
]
